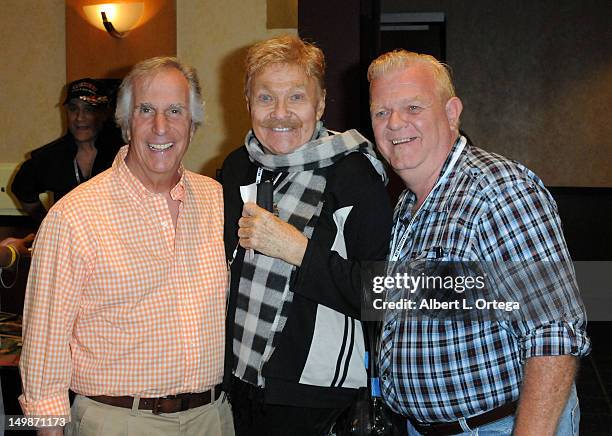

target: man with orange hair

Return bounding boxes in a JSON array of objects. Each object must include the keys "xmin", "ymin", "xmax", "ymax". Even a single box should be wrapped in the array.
[{"xmin": 222, "ymin": 35, "xmax": 392, "ymax": 435}]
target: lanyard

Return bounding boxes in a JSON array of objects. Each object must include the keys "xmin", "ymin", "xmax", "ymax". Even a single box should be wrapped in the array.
[
  {"xmin": 389, "ymin": 136, "xmax": 467, "ymax": 262},
  {"xmin": 73, "ymin": 158, "xmax": 82, "ymax": 184},
  {"xmin": 232, "ymin": 168, "xmax": 283, "ymax": 262},
  {"xmin": 256, "ymin": 167, "xmax": 282, "ymax": 185}
]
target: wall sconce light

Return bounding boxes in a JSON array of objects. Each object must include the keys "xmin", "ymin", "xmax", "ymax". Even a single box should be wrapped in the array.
[{"xmin": 82, "ymin": 3, "xmax": 144, "ymax": 38}]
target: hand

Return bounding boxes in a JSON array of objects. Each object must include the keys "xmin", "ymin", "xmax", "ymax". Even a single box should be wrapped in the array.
[
  {"xmin": 238, "ymin": 202, "xmax": 308, "ymax": 266},
  {"xmin": 1, "ymin": 233, "xmax": 35, "ymax": 256}
]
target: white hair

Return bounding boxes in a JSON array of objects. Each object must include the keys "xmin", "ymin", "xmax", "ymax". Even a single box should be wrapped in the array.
[{"xmin": 115, "ymin": 57, "xmax": 204, "ymax": 142}]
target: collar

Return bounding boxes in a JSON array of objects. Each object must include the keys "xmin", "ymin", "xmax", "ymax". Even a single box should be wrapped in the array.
[
  {"xmin": 399, "ymin": 136, "xmax": 468, "ymax": 214},
  {"xmin": 438, "ymin": 135, "xmax": 467, "ymax": 181},
  {"xmin": 113, "ymin": 145, "xmax": 186, "ymax": 201}
]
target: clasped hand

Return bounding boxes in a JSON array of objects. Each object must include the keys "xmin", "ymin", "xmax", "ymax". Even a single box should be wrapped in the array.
[{"xmin": 238, "ymin": 202, "xmax": 307, "ymax": 266}]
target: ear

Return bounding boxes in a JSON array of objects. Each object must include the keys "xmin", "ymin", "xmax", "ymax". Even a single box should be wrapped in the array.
[
  {"xmin": 316, "ymin": 90, "xmax": 326, "ymax": 120},
  {"xmin": 445, "ymin": 97, "xmax": 463, "ymax": 131},
  {"xmin": 245, "ymin": 94, "xmax": 251, "ymax": 113}
]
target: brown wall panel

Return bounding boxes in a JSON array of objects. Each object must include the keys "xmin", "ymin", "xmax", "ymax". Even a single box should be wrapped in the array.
[
  {"xmin": 66, "ymin": 0, "xmax": 176, "ymax": 81},
  {"xmin": 298, "ymin": 0, "xmax": 363, "ymax": 132},
  {"xmin": 380, "ymin": 0, "xmax": 612, "ymax": 187}
]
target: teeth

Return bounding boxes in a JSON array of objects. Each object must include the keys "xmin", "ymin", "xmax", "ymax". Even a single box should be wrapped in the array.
[
  {"xmin": 148, "ymin": 142, "xmax": 173, "ymax": 151},
  {"xmin": 392, "ymin": 137, "xmax": 416, "ymax": 145},
  {"xmin": 272, "ymin": 127, "xmax": 291, "ymax": 132}
]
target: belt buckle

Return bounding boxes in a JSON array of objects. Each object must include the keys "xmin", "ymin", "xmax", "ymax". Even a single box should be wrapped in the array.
[{"xmin": 152, "ymin": 397, "xmax": 164, "ymax": 415}]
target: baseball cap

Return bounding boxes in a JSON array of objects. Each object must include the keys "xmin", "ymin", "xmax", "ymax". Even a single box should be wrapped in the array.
[{"xmin": 63, "ymin": 78, "xmax": 110, "ymax": 106}]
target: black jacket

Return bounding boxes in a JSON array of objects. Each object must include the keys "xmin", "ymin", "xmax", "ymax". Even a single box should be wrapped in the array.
[
  {"xmin": 11, "ymin": 127, "xmax": 122, "ymax": 204},
  {"xmin": 221, "ymin": 146, "xmax": 393, "ymax": 408}
]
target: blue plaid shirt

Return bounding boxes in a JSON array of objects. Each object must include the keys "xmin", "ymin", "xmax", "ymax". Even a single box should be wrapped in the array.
[{"xmin": 379, "ymin": 137, "xmax": 591, "ymax": 423}]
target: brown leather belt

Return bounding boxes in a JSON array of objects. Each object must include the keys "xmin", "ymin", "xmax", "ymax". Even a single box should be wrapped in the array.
[
  {"xmin": 88, "ymin": 384, "xmax": 223, "ymax": 415},
  {"xmin": 409, "ymin": 401, "xmax": 518, "ymax": 435}
]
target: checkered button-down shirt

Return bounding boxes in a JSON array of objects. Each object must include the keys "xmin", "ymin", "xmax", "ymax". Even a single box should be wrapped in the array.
[
  {"xmin": 19, "ymin": 146, "xmax": 227, "ymax": 417},
  {"xmin": 379, "ymin": 138, "xmax": 590, "ymax": 423}
]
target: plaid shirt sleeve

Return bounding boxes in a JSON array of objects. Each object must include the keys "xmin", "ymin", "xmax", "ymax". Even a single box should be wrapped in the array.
[
  {"xmin": 476, "ymin": 176, "xmax": 591, "ymax": 360},
  {"xmin": 19, "ymin": 207, "xmax": 92, "ymax": 418}
]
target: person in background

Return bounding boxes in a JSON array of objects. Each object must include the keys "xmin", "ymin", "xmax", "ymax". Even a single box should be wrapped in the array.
[
  {"xmin": 19, "ymin": 57, "xmax": 232, "ymax": 435},
  {"xmin": 0, "ymin": 235, "xmax": 33, "ymax": 270},
  {"xmin": 222, "ymin": 35, "xmax": 392, "ymax": 435},
  {"xmin": 368, "ymin": 49, "xmax": 590, "ymax": 435},
  {"xmin": 11, "ymin": 78, "xmax": 122, "ymax": 224}
]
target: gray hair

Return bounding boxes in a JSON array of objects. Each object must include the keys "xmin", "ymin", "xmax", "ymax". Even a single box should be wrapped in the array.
[
  {"xmin": 115, "ymin": 57, "xmax": 204, "ymax": 142},
  {"xmin": 368, "ymin": 50, "xmax": 456, "ymax": 102}
]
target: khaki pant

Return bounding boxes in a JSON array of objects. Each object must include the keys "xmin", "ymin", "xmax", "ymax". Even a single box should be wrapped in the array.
[{"xmin": 65, "ymin": 393, "xmax": 235, "ymax": 436}]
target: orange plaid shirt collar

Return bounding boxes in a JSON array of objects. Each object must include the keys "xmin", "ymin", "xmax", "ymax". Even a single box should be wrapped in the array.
[{"xmin": 114, "ymin": 145, "xmax": 186, "ymax": 201}]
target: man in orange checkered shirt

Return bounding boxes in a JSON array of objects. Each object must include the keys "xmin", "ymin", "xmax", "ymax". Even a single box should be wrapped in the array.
[{"xmin": 19, "ymin": 58, "xmax": 233, "ymax": 435}]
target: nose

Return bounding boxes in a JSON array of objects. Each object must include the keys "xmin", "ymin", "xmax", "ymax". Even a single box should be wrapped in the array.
[
  {"xmin": 153, "ymin": 112, "xmax": 168, "ymax": 135},
  {"xmin": 387, "ymin": 110, "xmax": 406, "ymax": 131},
  {"xmin": 271, "ymin": 99, "xmax": 289, "ymax": 119},
  {"xmin": 75, "ymin": 108, "xmax": 87, "ymax": 122}
]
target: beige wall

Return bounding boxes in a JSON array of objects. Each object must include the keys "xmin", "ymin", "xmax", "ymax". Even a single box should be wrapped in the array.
[
  {"xmin": 0, "ymin": 1, "xmax": 295, "ymax": 180},
  {"xmin": 0, "ymin": 0, "xmax": 66, "ymax": 164},
  {"xmin": 177, "ymin": 0, "xmax": 297, "ymax": 177}
]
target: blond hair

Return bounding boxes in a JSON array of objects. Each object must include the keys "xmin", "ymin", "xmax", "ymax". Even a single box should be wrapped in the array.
[
  {"xmin": 244, "ymin": 35, "xmax": 325, "ymax": 97},
  {"xmin": 368, "ymin": 50, "xmax": 456, "ymax": 101}
]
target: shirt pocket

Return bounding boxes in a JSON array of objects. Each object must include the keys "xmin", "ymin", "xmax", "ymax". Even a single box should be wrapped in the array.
[{"xmin": 412, "ymin": 242, "xmax": 480, "ymax": 262}]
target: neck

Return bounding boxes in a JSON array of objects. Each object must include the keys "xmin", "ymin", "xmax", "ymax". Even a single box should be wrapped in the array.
[
  {"xmin": 138, "ymin": 173, "xmax": 180, "ymax": 195},
  {"xmin": 402, "ymin": 166, "xmax": 443, "ymax": 211},
  {"xmin": 75, "ymin": 140, "xmax": 97, "ymax": 150},
  {"xmin": 124, "ymin": 158, "xmax": 181, "ymax": 196},
  {"xmin": 400, "ymin": 133, "xmax": 461, "ymax": 210}
]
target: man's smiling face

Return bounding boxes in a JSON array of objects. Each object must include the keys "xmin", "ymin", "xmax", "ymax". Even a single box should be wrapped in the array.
[
  {"xmin": 370, "ymin": 63, "xmax": 460, "ymax": 181},
  {"xmin": 247, "ymin": 63, "xmax": 325, "ymax": 155},
  {"xmin": 125, "ymin": 67, "xmax": 193, "ymax": 190}
]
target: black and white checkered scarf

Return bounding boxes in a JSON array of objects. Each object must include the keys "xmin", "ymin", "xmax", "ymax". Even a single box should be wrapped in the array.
[{"xmin": 233, "ymin": 122, "xmax": 385, "ymax": 386}]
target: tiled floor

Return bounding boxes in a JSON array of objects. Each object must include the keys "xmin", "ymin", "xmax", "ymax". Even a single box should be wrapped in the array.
[{"xmin": 578, "ymin": 322, "xmax": 612, "ymax": 435}]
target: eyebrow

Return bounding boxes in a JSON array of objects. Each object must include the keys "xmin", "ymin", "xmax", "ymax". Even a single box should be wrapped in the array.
[
  {"xmin": 136, "ymin": 102, "xmax": 154, "ymax": 111},
  {"xmin": 135, "ymin": 102, "xmax": 187, "ymax": 111},
  {"xmin": 370, "ymin": 96, "xmax": 429, "ymax": 108},
  {"xmin": 254, "ymin": 84, "xmax": 308, "ymax": 93}
]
